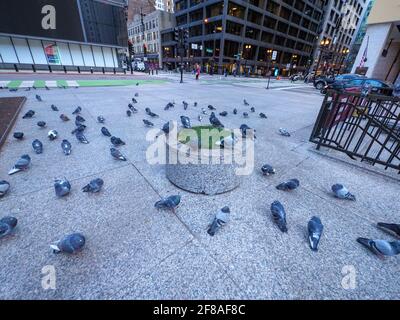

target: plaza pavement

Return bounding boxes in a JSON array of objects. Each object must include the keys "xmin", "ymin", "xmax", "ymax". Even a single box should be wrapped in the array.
[{"xmin": 0, "ymin": 75, "xmax": 399, "ymax": 299}]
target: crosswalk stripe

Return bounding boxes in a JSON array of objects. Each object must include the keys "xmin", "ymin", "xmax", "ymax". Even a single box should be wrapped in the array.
[
  {"xmin": 45, "ymin": 81, "xmax": 58, "ymax": 87},
  {"xmin": 20, "ymin": 81, "xmax": 35, "ymax": 88},
  {"xmin": 66, "ymin": 80, "xmax": 79, "ymax": 87},
  {"xmin": 0, "ymin": 81, "xmax": 10, "ymax": 88}
]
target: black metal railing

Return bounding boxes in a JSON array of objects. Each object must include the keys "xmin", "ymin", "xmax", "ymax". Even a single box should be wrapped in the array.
[{"xmin": 310, "ymin": 90, "xmax": 400, "ymax": 173}]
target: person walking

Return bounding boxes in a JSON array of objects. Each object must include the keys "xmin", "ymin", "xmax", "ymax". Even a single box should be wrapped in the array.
[{"xmin": 195, "ymin": 64, "xmax": 200, "ymax": 80}]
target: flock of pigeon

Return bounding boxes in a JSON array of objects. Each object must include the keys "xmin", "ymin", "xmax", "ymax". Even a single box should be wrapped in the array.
[{"xmin": 0, "ymin": 87, "xmax": 399, "ymax": 259}]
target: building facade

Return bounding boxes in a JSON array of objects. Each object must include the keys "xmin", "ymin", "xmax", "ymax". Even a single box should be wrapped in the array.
[
  {"xmin": 313, "ymin": 0, "xmax": 371, "ymax": 74},
  {"xmin": 128, "ymin": 9, "xmax": 175, "ymax": 68},
  {"xmin": 161, "ymin": 0, "xmax": 325, "ymax": 76},
  {"xmin": 351, "ymin": 0, "xmax": 400, "ymax": 84}
]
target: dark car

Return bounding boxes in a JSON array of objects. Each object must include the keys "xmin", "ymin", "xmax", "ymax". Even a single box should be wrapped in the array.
[
  {"xmin": 314, "ymin": 73, "xmax": 365, "ymax": 90},
  {"xmin": 323, "ymin": 78, "xmax": 394, "ymax": 96}
]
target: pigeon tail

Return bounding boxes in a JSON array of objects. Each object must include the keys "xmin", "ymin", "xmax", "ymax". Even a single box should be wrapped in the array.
[
  {"xmin": 377, "ymin": 223, "xmax": 400, "ymax": 237},
  {"xmin": 207, "ymin": 219, "xmax": 220, "ymax": 236},
  {"xmin": 50, "ymin": 244, "xmax": 61, "ymax": 253},
  {"xmin": 345, "ymin": 192, "xmax": 356, "ymax": 201},
  {"xmin": 356, "ymin": 237, "xmax": 372, "ymax": 248},
  {"xmin": 82, "ymin": 185, "xmax": 91, "ymax": 193},
  {"xmin": 309, "ymin": 235, "xmax": 320, "ymax": 251},
  {"xmin": 8, "ymin": 167, "xmax": 21, "ymax": 175}
]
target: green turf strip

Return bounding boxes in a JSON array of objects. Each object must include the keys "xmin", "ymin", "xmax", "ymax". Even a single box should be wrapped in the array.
[
  {"xmin": 33, "ymin": 80, "xmax": 46, "ymax": 88},
  {"xmin": 76, "ymin": 79, "xmax": 166, "ymax": 87},
  {"xmin": 7, "ymin": 80, "xmax": 22, "ymax": 89}
]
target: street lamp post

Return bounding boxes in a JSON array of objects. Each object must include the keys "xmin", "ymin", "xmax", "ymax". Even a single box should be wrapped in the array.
[
  {"xmin": 315, "ymin": 39, "xmax": 330, "ymax": 76},
  {"xmin": 266, "ymin": 49, "xmax": 272, "ymax": 89}
]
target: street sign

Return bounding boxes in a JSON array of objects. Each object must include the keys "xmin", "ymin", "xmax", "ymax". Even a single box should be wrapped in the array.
[
  {"xmin": 191, "ymin": 43, "xmax": 198, "ymax": 49},
  {"xmin": 143, "ymin": 57, "xmax": 148, "ymax": 61},
  {"xmin": 272, "ymin": 50, "xmax": 277, "ymax": 60},
  {"xmin": 286, "ymin": 63, "xmax": 291, "ymax": 69},
  {"xmin": 206, "ymin": 48, "xmax": 213, "ymax": 54}
]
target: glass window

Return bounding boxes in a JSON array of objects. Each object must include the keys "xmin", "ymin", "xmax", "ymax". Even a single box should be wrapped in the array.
[
  {"xmin": 176, "ymin": 14, "xmax": 187, "ymax": 26},
  {"xmin": 277, "ymin": 21, "xmax": 289, "ymax": 33},
  {"xmin": 266, "ymin": 1, "xmax": 280, "ymax": 15},
  {"xmin": 205, "ymin": 20, "xmax": 223, "ymax": 34},
  {"xmin": 228, "ymin": 2, "xmax": 245, "ymax": 19},
  {"xmin": 261, "ymin": 31, "xmax": 273, "ymax": 43},
  {"xmin": 280, "ymin": 6, "xmax": 291, "ymax": 20},
  {"xmin": 263, "ymin": 16, "xmax": 277, "ymax": 29},
  {"xmin": 189, "ymin": 24, "xmax": 202, "ymax": 37},
  {"xmin": 226, "ymin": 21, "xmax": 243, "ymax": 36},
  {"xmin": 245, "ymin": 26, "xmax": 260, "ymax": 40},
  {"xmin": 206, "ymin": 2, "xmax": 223, "ymax": 17},
  {"xmin": 224, "ymin": 40, "xmax": 240, "ymax": 58},
  {"xmin": 189, "ymin": 9, "xmax": 203, "ymax": 22},
  {"xmin": 274, "ymin": 35, "xmax": 285, "ymax": 46},
  {"xmin": 248, "ymin": 9, "xmax": 262, "ymax": 24}
]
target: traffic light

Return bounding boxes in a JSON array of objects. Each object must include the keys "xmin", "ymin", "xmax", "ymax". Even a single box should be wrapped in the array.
[
  {"xmin": 183, "ymin": 28, "xmax": 189, "ymax": 44},
  {"xmin": 143, "ymin": 43, "xmax": 147, "ymax": 55},
  {"xmin": 174, "ymin": 27, "xmax": 180, "ymax": 42}
]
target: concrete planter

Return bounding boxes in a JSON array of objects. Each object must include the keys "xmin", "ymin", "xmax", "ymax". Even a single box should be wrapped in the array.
[{"xmin": 166, "ymin": 137, "xmax": 249, "ymax": 195}]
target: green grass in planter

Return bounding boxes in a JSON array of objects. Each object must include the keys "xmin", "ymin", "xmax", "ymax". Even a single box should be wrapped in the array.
[{"xmin": 178, "ymin": 125, "xmax": 231, "ymax": 149}]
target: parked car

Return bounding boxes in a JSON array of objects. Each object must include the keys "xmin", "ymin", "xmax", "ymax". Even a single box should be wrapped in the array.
[
  {"xmin": 322, "ymin": 78, "xmax": 394, "ymax": 96},
  {"xmin": 314, "ymin": 73, "xmax": 365, "ymax": 90}
]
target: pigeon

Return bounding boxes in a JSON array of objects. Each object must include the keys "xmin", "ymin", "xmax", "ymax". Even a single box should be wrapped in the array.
[
  {"xmin": 148, "ymin": 111, "xmax": 159, "ymax": 118},
  {"xmin": 357, "ymin": 238, "xmax": 400, "ymax": 257},
  {"xmin": 201, "ymin": 108, "xmax": 208, "ymax": 115},
  {"xmin": 243, "ymin": 112, "xmax": 249, "ymax": 118},
  {"xmin": 71, "ymin": 124, "xmax": 86, "ymax": 134},
  {"xmin": 215, "ymin": 134, "xmax": 238, "ymax": 148},
  {"xmin": 143, "ymin": 119, "xmax": 154, "ymax": 127},
  {"xmin": 164, "ymin": 102, "xmax": 174, "ymax": 110},
  {"xmin": 233, "ymin": 108, "xmax": 237, "ymax": 115},
  {"xmin": 162, "ymin": 122, "xmax": 172, "ymax": 135},
  {"xmin": 54, "ymin": 177, "xmax": 71, "ymax": 197},
  {"xmin": 110, "ymin": 136, "xmax": 125, "ymax": 146},
  {"xmin": 22, "ymin": 110, "xmax": 35, "ymax": 119},
  {"xmin": 82, "ymin": 178, "xmax": 104, "ymax": 193},
  {"xmin": 278, "ymin": 128, "xmax": 291, "ymax": 137},
  {"xmin": 101, "ymin": 127, "xmax": 111, "ymax": 137},
  {"xmin": 97, "ymin": 115, "xmax": 105, "ymax": 123},
  {"xmin": 127, "ymin": 110, "xmax": 132, "ymax": 117},
  {"xmin": 208, "ymin": 105, "xmax": 216, "ymax": 110},
  {"xmin": 183, "ymin": 101, "xmax": 188, "ymax": 110},
  {"xmin": 132, "ymin": 98, "xmax": 138, "ymax": 104},
  {"xmin": 259, "ymin": 112, "xmax": 267, "ymax": 119},
  {"xmin": 72, "ymin": 106, "xmax": 82, "ymax": 114},
  {"xmin": 219, "ymin": 111, "xmax": 228, "ymax": 117},
  {"xmin": 51, "ymin": 104, "xmax": 59, "ymax": 111},
  {"xmin": 0, "ymin": 216, "xmax": 18, "ymax": 238},
  {"xmin": 136, "ymin": 82, "xmax": 139, "ymax": 86},
  {"xmin": 180, "ymin": 116, "xmax": 191, "ymax": 129},
  {"xmin": 9, "ymin": 88, "xmax": 18, "ymax": 92},
  {"xmin": 270, "ymin": 200, "xmax": 288, "ymax": 232},
  {"xmin": 51, "ymin": 233, "xmax": 85, "ymax": 254},
  {"xmin": 209, "ymin": 112, "xmax": 224, "ymax": 128},
  {"xmin": 48, "ymin": 130, "xmax": 58, "ymax": 140},
  {"xmin": 75, "ymin": 115, "xmax": 86, "ymax": 123},
  {"xmin": 276, "ymin": 178, "xmax": 300, "ymax": 191},
  {"xmin": 35, "ymin": 94, "xmax": 42, "ymax": 102},
  {"xmin": 243, "ymin": 99, "xmax": 249, "ymax": 106},
  {"xmin": 61, "ymin": 139, "xmax": 72, "ymax": 155},
  {"xmin": 13, "ymin": 132, "xmax": 24, "ymax": 140},
  {"xmin": 8, "ymin": 154, "xmax": 31, "ymax": 175},
  {"xmin": 250, "ymin": 107, "xmax": 255, "ymax": 113},
  {"xmin": 194, "ymin": 102, "xmax": 198, "ymax": 107},
  {"xmin": 129, "ymin": 105, "xmax": 138, "ymax": 113},
  {"xmin": 198, "ymin": 115, "xmax": 202, "ymax": 122},
  {"xmin": 110, "ymin": 147, "xmax": 127, "ymax": 161},
  {"xmin": 0, "ymin": 181, "xmax": 10, "ymax": 198},
  {"xmin": 377, "ymin": 223, "xmax": 400, "ymax": 238},
  {"xmin": 45, "ymin": 85, "xmax": 50, "ymax": 90},
  {"xmin": 60, "ymin": 114, "xmax": 70, "ymax": 121},
  {"xmin": 308, "ymin": 216, "xmax": 323, "ymax": 251},
  {"xmin": 331, "ymin": 184, "xmax": 356, "ymax": 201},
  {"xmin": 32, "ymin": 139, "xmax": 43, "ymax": 154},
  {"xmin": 134, "ymin": 92, "xmax": 139, "ymax": 97},
  {"xmin": 240, "ymin": 124, "xmax": 256, "ymax": 139},
  {"xmin": 207, "ymin": 206, "xmax": 230, "ymax": 236},
  {"xmin": 261, "ymin": 164, "xmax": 275, "ymax": 175},
  {"xmin": 76, "ymin": 131, "xmax": 89, "ymax": 144},
  {"xmin": 37, "ymin": 121, "xmax": 46, "ymax": 128},
  {"xmin": 154, "ymin": 195, "xmax": 181, "ymax": 213}
]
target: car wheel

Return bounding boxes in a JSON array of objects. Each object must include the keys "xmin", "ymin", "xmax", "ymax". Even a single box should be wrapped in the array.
[
  {"xmin": 315, "ymin": 82, "xmax": 325, "ymax": 90},
  {"xmin": 320, "ymin": 88, "xmax": 327, "ymax": 95}
]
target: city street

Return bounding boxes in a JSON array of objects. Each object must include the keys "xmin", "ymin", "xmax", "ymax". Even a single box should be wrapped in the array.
[{"xmin": 0, "ymin": 74, "xmax": 399, "ymax": 299}]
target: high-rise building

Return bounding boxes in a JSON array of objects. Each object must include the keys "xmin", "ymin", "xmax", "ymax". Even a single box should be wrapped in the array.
[
  {"xmin": 351, "ymin": 0, "xmax": 400, "ymax": 84},
  {"xmin": 161, "ymin": 0, "xmax": 325, "ymax": 75}
]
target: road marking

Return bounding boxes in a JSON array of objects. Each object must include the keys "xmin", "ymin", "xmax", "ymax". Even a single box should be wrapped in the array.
[
  {"xmin": 66, "ymin": 80, "xmax": 79, "ymax": 87},
  {"xmin": 45, "ymin": 81, "xmax": 58, "ymax": 88},
  {"xmin": 272, "ymin": 85, "xmax": 313, "ymax": 90},
  {"xmin": 0, "ymin": 81, "xmax": 9, "ymax": 88},
  {"xmin": 20, "ymin": 81, "xmax": 35, "ymax": 88}
]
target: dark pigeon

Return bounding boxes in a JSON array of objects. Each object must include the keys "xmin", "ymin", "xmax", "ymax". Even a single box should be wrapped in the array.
[
  {"xmin": 276, "ymin": 179, "xmax": 300, "ymax": 191},
  {"xmin": 54, "ymin": 177, "xmax": 71, "ymax": 197},
  {"xmin": 35, "ymin": 94, "xmax": 42, "ymax": 102},
  {"xmin": 162, "ymin": 122, "xmax": 172, "ymax": 135},
  {"xmin": 233, "ymin": 108, "xmax": 237, "ymax": 115},
  {"xmin": 209, "ymin": 112, "xmax": 224, "ymax": 128},
  {"xmin": 51, "ymin": 233, "xmax": 85, "ymax": 254},
  {"xmin": 183, "ymin": 101, "xmax": 188, "ymax": 110},
  {"xmin": 240, "ymin": 124, "xmax": 256, "ymax": 139},
  {"xmin": 110, "ymin": 136, "xmax": 125, "ymax": 146},
  {"xmin": 61, "ymin": 139, "xmax": 72, "ymax": 155},
  {"xmin": 357, "ymin": 238, "xmax": 400, "ymax": 257},
  {"xmin": 165, "ymin": 102, "xmax": 174, "ymax": 110},
  {"xmin": 101, "ymin": 127, "xmax": 112, "ymax": 137},
  {"xmin": 148, "ymin": 111, "xmax": 159, "ymax": 118},
  {"xmin": 243, "ymin": 99, "xmax": 249, "ymax": 106},
  {"xmin": 51, "ymin": 104, "xmax": 59, "ymax": 111},
  {"xmin": 250, "ymin": 107, "xmax": 255, "ymax": 112},
  {"xmin": 132, "ymin": 98, "xmax": 137, "ymax": 104},
  {"xmin": 22, "ymin": 110, "xmax": 35, "ymax": 119},
  {"xmin": 331, "ymin": 184, "xmax": 356, "ymax": 201},
  {"xmin": 219, "ymin": 111, "xmax": 228, "ymax": 117},
  {"xmin": 76, "ymin": 131, "xmax": 89, "ymax": 144},
  {"xmin": 308, "ymin": 216, "xmax": 323, "ymax": 251},
  {"xmin": 145, "ymin": 107, "xmax": 151, "ymax": 115},
  {"xmin": 180, "ymin": 116, "xmax": 191, "ymax": 128},
  {"xmin": 37, "ymin": 121, "xmax": 46, "ymax": 128},
  {"xmin": 278, "ymin": 128, "xmax": 291, "ymax": 137},
  {"xmin": 208, "ymin": 105, "xmax": 216, "ymax": 110},
  {"xmin": 261, "ymin": 164, "xmax": 275, "ymax": 175},
  {"xmin": 8, "ymin": 154, "xmax": 31, "ymax": 175},
  {"xmin": 0, "ymin": 216, "xmax": 18, "ymax": 239},
  {"xmin": 72, "ymin": 106, "xmax": 82, "ymax": 115},
  {"xmin": 13, "ymin": 132, "xmax": 24, "ymax": 140},
  {"xmin": 143, "ymin": 119, "xmax": 154, "ymax": 127},
  {"xmin": 71, "ymin": 124, "xmax": 86, "ymax": 135},
  {"xmin": 271, "ymin": 200, "xmax": 288, "ymax": 232},
  {"xmin": 110, "ymin": 147, "xmax": 127, "ymax": 161},
  {"xmin": 134, "ymin": 92, "xmax": 139, "ymax": 97},
  {"xmin": 194, "ymin": 102, "xmax": 198, "ymax": 107},
  {"xmin": 60, "ymin": 114, "xmax": 70, "ymax": 121},
  {"xmin": 32, "ymin": 139, "xmax": 43, "ymax": 154},
  {"xmin": 259, "ymin": 112, "xmax": 267, "ymax": 119},
  {"xmin": 155, "ymin": 195, "xmax": 181, "ymax": 213},
  {"xmin": 97, "ymin": 115, "xmax": 105, "ymax": 123},
  {"xmin": 207, "ymin": 206, "xmax": 230, "ymax": 236},
  {"xmin": 0, "ymin": 181, "xmax": 10, "ymax": 198},
  {"xmin": 127, "ymin": 110, "xmax": 132, "ymax": 117},
  {"xmin": 377, "ymin": 223, "xmax": 400, "ymax": 238},
  {"xmin": 82, "ymin": 178, "xmax": 104, "ymax": 193},
  {"xmin": 243, "ymin": 112, "xmax": 249, "ymax": 118},
  {"xmin": 75, "ymin": 115, "xmax": 86, "ymax": 123}
]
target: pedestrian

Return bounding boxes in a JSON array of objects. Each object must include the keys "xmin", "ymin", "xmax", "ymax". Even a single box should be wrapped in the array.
[
  {"xmin": 224, "ymin": 68, "xmax": 228, "ymax": 77},
  {"xmin": 195, "ymin": 64, "xmax": 200, "ymax": 80}
]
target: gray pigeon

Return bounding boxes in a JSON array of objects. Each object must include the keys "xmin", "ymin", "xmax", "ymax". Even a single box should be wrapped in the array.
[
  {"xmin": 162, "ymin": 122, "xmax": 172, "ymax": 135},
  {"xmin": 8, "ymin": 154, "xmax": 31, "ymax": 175},
  {"xmin": 71, "ymin": 124, "xmax": 86, "ymax": 135},
  {"xmin": 278, "ymin": 128, "xmax": 291, "ymax": 137},
  {"xmin": 22, "ymin": 110, "xmax": 35, "ymax": 119},
  {"xmin": 148, "ymin": 111, "xmax": 159, "ymax": 118},
  {"xmin": 32, "ymin": 139, "xmax": 43, "ymax": 154},
  {"xmin": 276, "ymin": 179, "xmax": 300, "ymax": 191},
  {"xmin": 82, "ymin": 178, "xmax": 104, "ymax": 193},
  {"xmin": 76, "ymin": 131, "xmax": 89, "ymax": 144},
  {"xmin": 208, "ymin": 105, "xmax": 216, "ymax": 110},
  {"xmin": 13, "ymin": 132, "xmax": 24, "ymax": 140},
  {"xmin": 180, "ymin": 116, "xmax": 191, "ymax": 129},
  {"xmin": 132, "ymin": 98, "xmax": 138, "ymax": 104},
  {"xmin": 183, "ymin": 101, "xmax": 188, "ymax": 110},
  {"xmin": 261, "ymin": 164, "xmax": 275, "ymax": 175},
  {"xmin": 155, "ymin": 195, "xmax": 181, "ymax": 213},
  {"xmin": 37, "ymin": 121, "xmax": 46, "ymax": 128},
  {"xmin": 51, "ymin": 104, "xmax": 58, "ymax": 111},
  {"xmin": 0, "ymin": 216, "xmax": 18, "ymax": 238},
  {"xmin": 145, "ymin": 107, "xmax": 151, "ymax": 115},
  {"xmin": 128, "ymin": 104, "xmax": 138, "ymax": 113},
  {"xmin": 259, "ymin": 112, "xmax": 267, "ymax": 119},
  {"xmin": 207, "ymin": 206, "xmax": 230, "ymax": 236},
  {"xmin": 0, "ymin": 180, "xmax": 10, "ymax": 198},
  {"xmin": 250, "ymin": 107, "xmax": 255, "ymax": 112},
  {"xmin": 143, "ymin": 119, "xmax": 154, "ymax": 127},
  {"xmin": 377, "ymin": 223, "xmax": 400, "ymax": 238},
  {"xmin": 61, "ymin": 139, "xmax": 72, "ymax": 155},
  {"xmin": 101, "ymin": 127, "xmax": 111, "ymax": 137},
  {"xmin": 110, "ymin": 147, "xmax": 127, "ymax": 161},
  {"xmin": 164, "ymin": 102, "xmax": 174, "ymax": 110},
  {"xmin": 209, "ymin": 112, "xmax": 224, "ymax": 128},
  {"xmin": 127, "ymin": 110, "xmax": 132, "ymax": 117},
  {"xmin": 233, "ymin": 108, "xmax": 237, "ymax": 115},
  {"xmin": 97, "ymin": 115, "xmax": 105, "ymax": 123},
  {"xmin": 243, "ymin": 112, "xmax": 249, "ymax": 118},
  {"xmin": 219, "ymin": 111, "xmax": 228, "ymax": 117},
  {"xmin": 331, "ymin": 184, "xmax": 356, "ymax": 201},
  {"xmin": 48, "ymin": 130, "xmax": 58, "ymax": 140},
  {"xmin": 198, "ymin": 115, "xmax": 202, "ymax": 122},
  {"xmin": 54, "ymin": 177, "xmax": 71, "ymax": 197},
  {"xmin": 134, "ymin": 92, "xmax": 139, "ymax": 97},
  {"xmin": 35, "ymin": 94, "xmax": 42, "ymax": 102},
  {"xmin": 308, "ymin": 216, "xmax": 323, "ymax": 251},
  {"xmin": 194, "ymin": 102, "xmax": 197, "ymax": 107},
  {"xmin": 240, "ymin": 124, "xmax": 256, "ymax": 139},
  {"xmin": 72, "ymin": 106, "xmax": 82, "ymax": 115},
  {"xmin": 110, "ymin": 136, "xmax": 125, "ymax": 146},
  {"xmin": 243, "ymin": 99, "xmax": 249, "ymax": 106},
  {"xmin": 271, "ymin": 200, "xmax": 288, "ymax": 232},
  {"xmin": 60, "ymin": 114, "xmax": 70, "ymax": 122},
  {"xmin": 357, "ymin": 238, "xmax": 400, "ymax": 257},
  {"xmin": 75, "ymin": 115, "xmax": 86, "ymax": 123},
  {"xmin": 51, "ymin": 233, "xmax": 85, "ymax": 254}
]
